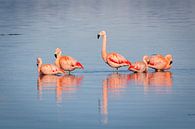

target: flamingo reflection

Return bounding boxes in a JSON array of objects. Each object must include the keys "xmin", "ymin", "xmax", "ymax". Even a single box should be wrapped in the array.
[
  {"xmin": 37, "ymin": 74, "xmax": 83, "ymax": 103},
  {"xmin": 100, "ymin": 73, "xmax": 130, "ymax": 124},
  {"xmin": 128, "ymin": 72, "xmax": 148, "ymax": 86},
  {"xmin": 147, "ymin": 71, "xmax": 173, "ymax": 87},
  {"xmin": 128, "ymin": 71, "xmax": 173, "ymax": 93}
]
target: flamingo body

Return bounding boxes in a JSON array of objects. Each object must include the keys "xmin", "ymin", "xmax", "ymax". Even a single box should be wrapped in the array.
[
  {"xmin": 128, "ymin": 56, "xmax": 148, "ymax": 73},
  {"xmin": 106, "ymin": 52, "xmax": 131, "ymax": 69},
  {"xmin": 128, "ymin": 61, "xmax": 147, "ymax": 73},
  {"xmin": 145, "ymin": 54, "xmax": 173, "ymax": 71},
  {"xmin": 54, "ymin": 48, "xmax": 84, "ymax": 73},
  {"xmin": 97, "ymin": 31, "xmax": 131, "ymax": 70},
  {"xmin": 37, "ymin": 57, "xmax": 64, "ymax": 75}
]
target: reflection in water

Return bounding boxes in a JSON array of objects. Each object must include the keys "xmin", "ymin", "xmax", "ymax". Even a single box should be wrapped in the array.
[
  {"xmin": 100, "ymin": 73, "xmax": 130, "ymax": 124},
  {"xmin": 147, "ymin": 71, "xmax": 173, "ymax": 87},
  {"xmin": 99, "ymin": 72, "xmax": 173, "ymax": 124},
  {"xmin": 128, "ymin": 72, "xmax": 149, "ymax": 86},
  {"xmin": 129, "ymin": 72, "xmax": 173, "ymax": 93},
  {"xmin": 37, "ymin": 74, "xmax": 83, "ymax": 103}
]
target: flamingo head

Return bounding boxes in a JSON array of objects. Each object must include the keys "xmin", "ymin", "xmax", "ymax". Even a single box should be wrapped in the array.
[
  {"xmin": 165, "ymin": 54, "xmax": 173, "ymax": 64},
  {"xmin": 54, "ymin": 48, "xmax": 62, "ymax": 58},
  {"xmin": 37, "ymin": 57, "xmax": 42, "ymax": 73},
  {"xmin": 165, "ymin": 54, "xmax": 173, "ymax": 69},
  {"xmin": 37, "ymin": 57, "xmax": 42, "ymax": 67},
  {"xmin": 97, "ymin": 30, "xmax": 106, "ymax": 39}
]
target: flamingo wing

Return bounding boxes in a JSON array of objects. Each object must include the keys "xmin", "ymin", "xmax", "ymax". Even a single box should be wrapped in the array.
[
  {"xmin": 148, "ymin": 55, "xmax": 161, "ymax": 66},
  {"xmin": 41, "ymin": 64, "xmax": 59, "ymax": 74},
  {"xmin": 60, "ymin": 56, "xmax": 71, "ymax": 64},
  {"xmin": 59, "ymin": 56, "xmax": 76, "ymax": 67},
  {"xmin": 148, "ymin": 56, "xmax": 167, "ymax": 69},
  {"xmin": 67, "ymin": 56, "xmax": 84, "ymax": 69},
  {"xmin": 128, "ymin": 62, "xmax": 141, "ymax": 71},
  {"xmin": 107, "ymin": 52, "xmax": 131, "ymax": 65},
  {"xmin": 60, "ymin": 56, "xmax": 83, "ymax": 69}
]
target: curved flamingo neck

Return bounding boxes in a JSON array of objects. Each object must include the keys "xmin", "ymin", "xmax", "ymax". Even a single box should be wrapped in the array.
[
  {"xmin": 37, "ymin": 63, "xmax": 41, "ymax": 74},
  {"xmin": 101, "ymin": 35, "xmax": 107, "ymax": 62},
  {"xmin": 143, "ymin": 56, "xmax": 148, "ymax": 65}
]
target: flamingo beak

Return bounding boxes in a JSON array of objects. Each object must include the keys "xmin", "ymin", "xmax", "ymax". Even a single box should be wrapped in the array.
[
  {"xmin": 97, "ymin": 34, "xmax": 100, "ymax": 39},
  {"xmin": 36, "ymin": 64, "xmax": 38, "ymax": 67},
  {"xmin": 76, "ymin": 62, "xmax": 84, "ymax": 69},
  {"xmin": 80, "ymin": 64, "xmax": 84, "ymax": 69},
  {"xmin": 170, "ymin": 61, "xmax": 173, "ymax": 65},
  {"xmin": 54, "ymin": 54, "xmax": 57, "ymax": 58}
]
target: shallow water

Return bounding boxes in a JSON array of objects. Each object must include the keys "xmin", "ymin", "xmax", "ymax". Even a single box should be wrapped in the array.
[{"xmin": 0, "ymin": 0, "xmax": 195, "ymax": 129}]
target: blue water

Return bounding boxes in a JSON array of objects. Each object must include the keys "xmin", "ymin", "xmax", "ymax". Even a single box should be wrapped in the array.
[{"xmin": 0, "ymin": 0, "xmax": 195, "ymax": 129}]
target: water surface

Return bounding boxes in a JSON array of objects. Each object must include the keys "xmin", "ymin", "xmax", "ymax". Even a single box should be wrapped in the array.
[{"xmin": 0, "ymin": 0, "xmax": 195, "ymax": 129}]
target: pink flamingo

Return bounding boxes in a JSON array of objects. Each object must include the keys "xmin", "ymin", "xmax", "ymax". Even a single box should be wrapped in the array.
[
  {"xmin": 144, "ymin": 54, "xmax": 173, "ymax": 71},
  {"xmin": 97, "ymin": 31, "xmax": 131, "ymax": 70},
  {"xmin": 37, "ymin": 57, "xmax": 64, "ymax": 75},
  {"xmin": 54, "ymin": 48, "xmax": 84, "ymax": 74},
  {"xmin": 128, "ymin": 56, "xmax": 149, "ymax": 73}
]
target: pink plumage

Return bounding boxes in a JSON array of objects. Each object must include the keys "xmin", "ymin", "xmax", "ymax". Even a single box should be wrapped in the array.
[
  {"xmin": 54, "ymin": 48, "xmax": 84, "ymax": 73},
  {"xmin": 97, "ymin": 31, "xmax": 131, "ymax": 70}
]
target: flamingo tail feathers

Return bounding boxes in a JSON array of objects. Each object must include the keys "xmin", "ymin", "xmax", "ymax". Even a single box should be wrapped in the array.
[{"xmin": 76, "ymin": 62, "xmax": 84, "ymax": 69}]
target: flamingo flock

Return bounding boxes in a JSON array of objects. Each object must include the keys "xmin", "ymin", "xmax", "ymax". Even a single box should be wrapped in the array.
[{"xmin": 36, "ymin": 30, "xmax": 173, "ymax": 75}]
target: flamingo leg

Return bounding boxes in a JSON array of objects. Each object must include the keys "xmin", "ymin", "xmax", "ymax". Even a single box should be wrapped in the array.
[{"xmin": 112, "ymin": 68, "xmax": 118, "ymax": 73}]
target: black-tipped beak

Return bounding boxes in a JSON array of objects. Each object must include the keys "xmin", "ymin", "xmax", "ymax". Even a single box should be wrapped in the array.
[
  {"xmin": 170, "ymin": 61, "xmax": 173, "ymax": 65},
  {"xmin": 97, "ymin": 34, "xmax": 100, "ymax": 39},
  {"xmin": 37, "ymin": 64, "xmax": 38, "ymax": 67},
  {"xmin": 54, "ymin": 54, "xmax": 57, "ymax": 58}
]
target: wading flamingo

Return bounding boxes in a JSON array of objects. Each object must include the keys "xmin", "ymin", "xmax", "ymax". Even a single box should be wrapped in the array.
[
  {"xmin": 54, "ymin": 48, "xmax": 84, "ymax": 74},
  {"xmin": 97, "ymin": 31, "xmax": 131, "ymax": 70},
  {"xmin": 128, "ymin": 56, "xmax": 149, "ymax": 73},
  {"xmin": 144, "ymin": 54, "xmax": 173, "ymax": 71},
  {"xmin": 37, "ymin": 57, "xmax": 64, "ymax": 75}
]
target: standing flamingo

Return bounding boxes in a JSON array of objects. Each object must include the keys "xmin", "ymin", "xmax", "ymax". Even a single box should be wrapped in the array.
[
  {"xmin": 144, "ymin": 54, "xmax": 173, "ymax": 71},
  {"xmin": 37, "ymin": 57, "xmax": 64, "ymax": 75},
  {"xmin": 54, "ymin": 48, "xmax": 84, "ymax": 74},
  {"xmin": 128, "ymin": 56, "xmax": 149, "ymax": 73},
  {"xmin": 97, "ymin": 31, "xmax": 131, "ymax": 70}
]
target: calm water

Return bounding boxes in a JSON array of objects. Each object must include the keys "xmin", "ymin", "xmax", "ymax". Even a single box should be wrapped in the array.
[{"xmin": 0, "ymin": 0, "xmax": 195, "ymax": 129}]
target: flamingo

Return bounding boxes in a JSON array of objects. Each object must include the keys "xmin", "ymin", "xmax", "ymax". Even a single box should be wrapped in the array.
[
  {"xmin": 97, "ymin": 31, "xmax": 131, "ymax": 70},
  {"xmin": 128, "ymin": 56, "xmax": 148, "ymax": 73},
  {"xmin": 144, "ymin": 54, "xmax": 173, "ymax": 71},
  {"xmin": 37, "ymin": 57, "xmax": 64, "ymax": 75},
  {"xmin": 54, "ymin": 48, "xmax": 84, "ymax": 74}
]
